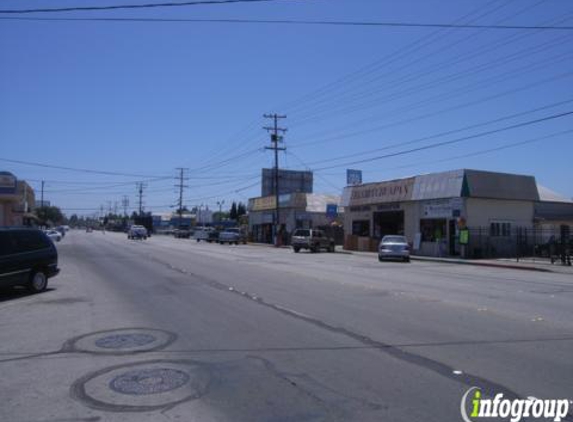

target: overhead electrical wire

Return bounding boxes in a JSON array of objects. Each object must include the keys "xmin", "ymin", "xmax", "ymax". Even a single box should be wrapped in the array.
[
  {"xmin": 280, "ymin": 0, "xmax": 528, "ymax": 117},
  {"xmin": 360, "ymin": 129, "xmax": 573, "ymax": 177},
  {"xmin": 290, "ymin": 70, "xmax": 573, "ymax": 150},
  {"xmin": 3, "ymin": 16, "xmax": 573, "ymax": 31},
  {"xmin": 283, "ymin": 8, "xmax": 573, "ymax": 133},
  {"xmin": 0, "ymin": 0, "xmax": 293, "ymax": 14},
  {"xmin": 311, "ymin": 110, "xmax": 573, "ymax": 171},
  {"xmin": 285, "ymin": 12, "xmax": 572, "ymax": 129},
  {"xmin": 294, "ymin": 99, "xmax": 573, "ymax": 166}
]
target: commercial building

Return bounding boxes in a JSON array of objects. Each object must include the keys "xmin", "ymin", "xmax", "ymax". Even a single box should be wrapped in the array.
[
  {"xmin": 0, "ymin": 172, "xmax": 37, "ymax": 227},
  {"xmin": 342, "ymin": 169, "xmax": 573, "ymax": 257},
  {"xmin": 248, "ymin": 193, "xmax": 343, "ymax": 244},
  {"xmin": 0, "ymin": 171, "xmax": 18, "ymax": 227}
]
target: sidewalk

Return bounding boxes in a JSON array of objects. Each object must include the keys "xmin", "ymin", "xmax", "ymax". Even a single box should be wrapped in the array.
[
  {"xmin": 340, "ymin": 247, "xmax": 573, "ymax": 274},
  {"xmin": 250, "ymin": 243, "xmax": 573, "ymax": 274}
]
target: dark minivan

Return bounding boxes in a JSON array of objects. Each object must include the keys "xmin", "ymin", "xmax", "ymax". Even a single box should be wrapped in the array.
[{"xmin": 0, "ymin": 228, "xmax": 60, "ymax": 293}]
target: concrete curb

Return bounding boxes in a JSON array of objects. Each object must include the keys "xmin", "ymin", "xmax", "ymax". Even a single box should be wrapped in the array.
[
  {"xmin": 339, "ymin": 249, "xmax": 559, "ymax": 273},
  {"xmin": 408, "ymin": 256, "xmax": 555, "ymax": 273}
]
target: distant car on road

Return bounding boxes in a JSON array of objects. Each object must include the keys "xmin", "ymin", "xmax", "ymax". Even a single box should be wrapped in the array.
[
  {"xmin": 0, "ymin": 228, "xmax": 60, "ymax": 293},
  {"xmin": 44, "ymin": 229, "xmax": 62, "ymax": 242},
  {"xmin": 291, "ymin": 229, "xmax": 335, "ymax": 253},
  {"xmin": 86, "ymin": 227, "xmax": 93, "ymax": 233},
  {"xmin": 194, "ymin": 227, "xmax": 219, "ymax": 243},
  {"xmin": 218, "ymin": 228, "xmax": 247, "ymax": 245},
  {"xmin": 378, "ymin": 235, "xmax": 410, "ymax": 262},
  {"xmin": 173, "ymin": 228, "xmax": 192, "ymax": 239},
  {"xmin": 127, "ymin": 225, "xmax": 148, "ymax": 240}
]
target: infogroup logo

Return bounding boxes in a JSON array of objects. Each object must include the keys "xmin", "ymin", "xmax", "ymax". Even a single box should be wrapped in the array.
[{"xmin": 461, "ymin": 387, "xmax": 571, "ymax": 422}]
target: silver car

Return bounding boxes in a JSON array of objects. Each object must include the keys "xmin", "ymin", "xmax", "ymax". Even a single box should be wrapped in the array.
[{"xmin": 378, "ymin": 235, "xmax": 410, "ymax": 262}]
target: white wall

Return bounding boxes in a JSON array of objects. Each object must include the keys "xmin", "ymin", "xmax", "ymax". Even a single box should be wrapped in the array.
[{"xmin": 465, "ymin": 198, "xmax": 534, "ymax": 228}]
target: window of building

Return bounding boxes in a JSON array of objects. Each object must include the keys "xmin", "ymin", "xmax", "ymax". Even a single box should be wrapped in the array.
[
  {"xmin": 352, "ymin": 220, "xmax": 370, "ymax": 237},
  {"xmin": 420, "ymin": 219, "xmax": 447, "ymax": 242},
  {"xmin": 490, "ymin": 221, "xmax": 512, "ymax": 237}
]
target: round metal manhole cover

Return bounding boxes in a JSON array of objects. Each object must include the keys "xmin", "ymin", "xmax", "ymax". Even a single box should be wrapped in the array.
[
  {"xmin": 109, "ymin": 368, "xmax": 190, "ymax": 395},
  {"xmin": 95, "ymin": 334, "xmax": 156, "ymax": 350},
  {"xmin": 71, "ymin": 360, "xmax": 211, "ymax": 412},
  {"xmin": 62, "ymin": 328, "xmax": 177, "ymax": 355}
]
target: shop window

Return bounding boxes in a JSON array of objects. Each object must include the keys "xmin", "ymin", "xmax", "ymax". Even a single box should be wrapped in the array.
[
  {"xmin": 352, "ymin": 220, "xmax": 370, "ymax": 237},
  {"xmin": 490, "ymin": 221, "xmax": 511, "ymax": 237},
  {"xmin": 420, "ymin": 219, "xmax": 447, "ymax": 242}
]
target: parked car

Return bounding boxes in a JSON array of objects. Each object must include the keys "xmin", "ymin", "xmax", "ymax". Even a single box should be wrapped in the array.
[
  {"xmin": 44, "ymin": 229, "xmax": 62, "ymax": 242},
  {"xmin": 173, "ymin": 228, "xmax": 192, "ymax": 239},
  {"xmin": 378, "ymin": 235, "xmax": 410, "ymax": 262},
  {"xmin": 291, "ymin": 229, "xmax": 335, "ymax": 253},
  {"xmin": 0, "ymin": 228, "xmax": 60, "ymax": 293},
  {"xmin": 194, "ymin": 227, "xmax": 219, "ymax": 243},
  {"xmin": 218, "ymin": 228, "xmax": 247, "ymax": 245},
  {"xmin": 127, "ymin": 225, "xmax": 148, "ymax": 240}
]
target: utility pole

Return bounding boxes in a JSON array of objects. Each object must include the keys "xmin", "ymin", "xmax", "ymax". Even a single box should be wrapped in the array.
[
  {"xmin": 136, "ymin": 182, "xmax": 146, "ymax": 216},
  {"xmin": 174, "ymin": 168, "xmax": 189, "ymax": 229},
  {"xmin": 122, "ymin": 196, "xmax": 129, "ymax": 217},
  {"xmin": 264, "ymin": 113, "xmax": 287, "ymax": 246},
  {"xmin": 217, "ymin": 200, "xmax": 225, "ymax": 222},
  {"xmin": 40, "ymin": 180, "xmax": 45, "ymax": 207}
]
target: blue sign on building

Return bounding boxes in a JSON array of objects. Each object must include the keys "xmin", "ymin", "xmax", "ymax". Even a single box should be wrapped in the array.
[
  {"xmin": 326, "ymin": 203, "xmax": 338, "ymax": 218},
  {"xmin": 346, "ymin": 169, "xmax": 362, "ymax": 186}
]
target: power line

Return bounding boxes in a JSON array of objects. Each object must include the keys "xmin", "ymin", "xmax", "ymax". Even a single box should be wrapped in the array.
[
  {"xmin": 365, "ymin": 129, "xmax": 573, "ymax": 176},
  {"xmin": 0, "ymin": 156, "xmax": 169, "ymax": 178},
  {"xmin": 2, "ymin": 16, "xmax": 573, "ymax": 31},
  {"xmin": 296, "ymin": 98, "xmax": 573, "ymax": 166},
  {"xmin": 312, "ymin": 110, "xmax": 573, "ymax": 171},
  {"xmin": 0, "ymin": 0, "xmax": 293, "ymax": 14},
  {"xmin": 285, "ymin": 16, "xmax": 572, "ymax": 129}
]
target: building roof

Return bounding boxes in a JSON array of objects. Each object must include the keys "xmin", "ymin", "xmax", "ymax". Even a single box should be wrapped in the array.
[
  {"xmin": 342, "ymin": 169, "xmax": 563, "ymax": 206},
  {"xmin": 536, "ymin": 184, "xmax": 573, "ymax": 203}
]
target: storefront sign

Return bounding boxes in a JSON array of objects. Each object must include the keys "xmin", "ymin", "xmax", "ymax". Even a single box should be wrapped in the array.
[
  {"xmin": 349, "ymin": 178, "xmax": 414, "ymax": 206},
  {"xmin": 0, "ymin": 173, "xmax": 17, "ymax": 195},
  {"xmin": 422, "ymin": 198, "xmax": 463, "ymax": 218},
  {"xmin": 250, "ymin": 196, "xmax": 276, "ymax": 211}
]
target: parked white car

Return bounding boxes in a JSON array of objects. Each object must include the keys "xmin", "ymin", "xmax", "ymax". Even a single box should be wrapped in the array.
[
  {"xmin": 378, "ymin": 235, "xmax": 410, "ymax": 262},
  {"xmin": 44, "ymin": 229, "xmax": 62, "ymax": 242}
]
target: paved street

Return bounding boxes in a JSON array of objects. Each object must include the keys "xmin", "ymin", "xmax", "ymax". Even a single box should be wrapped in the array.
[{"xmin": 1, "ymin": 230, "xmax": 572, "ymax": 422}]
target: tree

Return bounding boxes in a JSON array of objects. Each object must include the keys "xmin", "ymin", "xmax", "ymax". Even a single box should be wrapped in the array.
[
  {"xmin": 35, "ymin": 206, "xmax": 64, "ymax": 226},
  {"xmin": 237, "ymin": 202, "xmax": 247, "ymax": 217},
  {"xmin": 229, "ymin": 202, "xmax": 238, "ymax": 220}
]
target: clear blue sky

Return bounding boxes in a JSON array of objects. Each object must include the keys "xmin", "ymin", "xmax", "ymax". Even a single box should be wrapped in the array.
[{"xmin": 1, "ymin": 0, "xmax": 572, "ymax": 216}]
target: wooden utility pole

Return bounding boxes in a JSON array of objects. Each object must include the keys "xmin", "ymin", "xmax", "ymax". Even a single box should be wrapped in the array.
[
  {"xmin": 174, "ymin": 168, "xmax": 189, "ymax": 229},
  {"xmin": 264, "ymin": 114, "xmax": 287, "ymax": 246}
]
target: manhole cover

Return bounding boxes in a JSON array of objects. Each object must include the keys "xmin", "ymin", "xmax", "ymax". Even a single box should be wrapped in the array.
[
  {"xmin": 95, "ymin": 334, "xmax": 156, "ymax": 350},
  {"xmin": 71, "ymin": 360, "xmax": 211, "ymax": 412},
  {"xmin": 109, "ymin": 368, "xmax": 190, "ymax": 395},
  {"xmin": 62, "ymin": 328, "xmax": 177, "ymax": 355}
]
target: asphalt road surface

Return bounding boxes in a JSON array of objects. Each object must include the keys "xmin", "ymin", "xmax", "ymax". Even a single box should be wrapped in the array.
[{"xmin": 1, "ymin": 230, "xmax": 572, "ymax": 422}]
